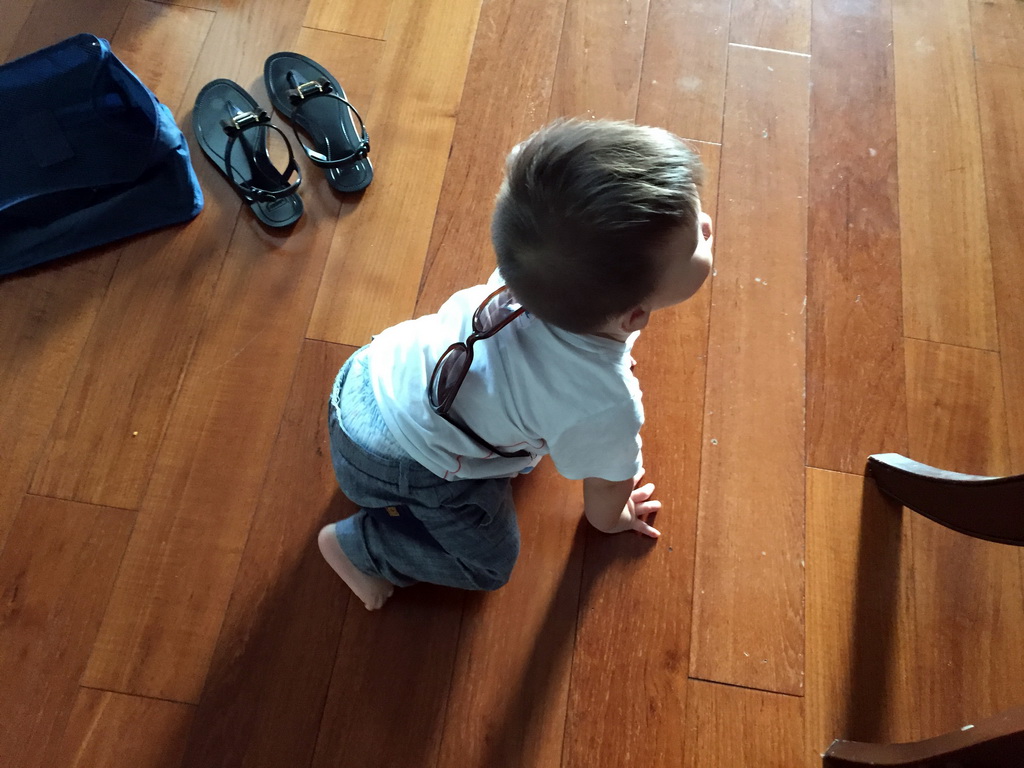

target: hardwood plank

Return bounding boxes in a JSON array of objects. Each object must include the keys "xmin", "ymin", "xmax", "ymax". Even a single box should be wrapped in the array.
[
  {"xmin": 27, "ymin": 0, "xmax": 266, "ymax": 511},
  {"xmin": 806, "ymin": 0, "xmax": 907, "ymax": 474},
  {"xmin": 0, "ymin": 1, "xmax": 141, "ymax": 538},
  {"xmin": 312, "ymin": 588, "xmax": 464, "ymax": 768},
  {"xmin": 112, "ymin": 0, "xmax": 214, "ymax": 111},
  {"xmin": 29, "ymin": 15, "xmax": 378, "ymax": 514},
  {"xmin": 181, "ymin": 340, "xmax": 352, "ymax": 768},
  {"xmin": 971, "ymin": 0, "xmax": 1024, "ymax": 70},
  {"xmin": 44, "ymin": 689, "xmax": 194, "ymax": 768},
  {"xmin": 730, "ymin": 0, "xmax": 811, "ymax": 54},
  {"xmin": 414, "ymin": 0, "xmax": 569, "ymax": 315},
  {"xmin": 0, "ymin": 256, "xmax": 115, "ymax": 548},
  {"xmin": 689, "ymin": 45, "xmax": 809, "ymax": 695},
  {"xmin": 0, "ymin": 496, "xmax": 134, "ymax": 768},
  {"xmin": 636, "ymin": 0, "xmax": 730, "ymax": 144},
  {"xmin": 303, "ymin": 0, "xmax": 393, "ymax": 39},
  {"xmin": 894, "ymin": 0, "xmax": 998, "ymax": 349},
  {"xmin": 5, "ymin": 0, "xmax": 130, "ymax": 61},
  {"xmin": 682, "ymin": 680, "xmax": 803, "ymax": 768},
  {"xmin": 173, "ymin": 0, "xmax": 311, "ymax": 115},
  {"xmin": 562, "ymin": 508, "xmax": 687, "ymax": 768},
  {"xmin": 907, "ymin": 524, "xmax": 1024, "ymax": 739},
  {"xmin": 306, "ymin": 0, "xmax": 483, "ymax": 346},
  {"xmin": 27, "ymin": 225, "xmax": 226, "ymax": 510},
  {"xmin": 904, "ymin": 338, "xmax": 1024, "ymax": 737},
  {"xmin": 26, "ymin": 0, "xmax": 330, "ymax": 509},
  {"xmin": 905, "ymin": 339, "xmax": 1011, "ymax": 477},
  {"xmin": 976, "ymin": 62, "xmax": 1024, "ymax": 469},
  {"xmin": 432, "ymin": 467, "xmax": 583, "ymax": 768},
  {"xmin": 560, "ymin": 143, "xmax": 720, "ymax": 768},
  {"xmin": 81, "ymin": 30, "xmax": 383, "ymax": 704},
  {"xmin": 548, "ymin": 0, "xmax": 651, "ymax": 120},
  {"xmin": 805, "ymin": 468, "xmax": 920, "ymax": 764}
]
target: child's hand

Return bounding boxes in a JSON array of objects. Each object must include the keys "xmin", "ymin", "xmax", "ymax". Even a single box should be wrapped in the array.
[{"xmin": 607, "ymin": 470, "xmax": 662, "ymax": 538}]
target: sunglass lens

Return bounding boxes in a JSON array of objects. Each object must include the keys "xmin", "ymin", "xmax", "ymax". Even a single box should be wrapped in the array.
[
  {"xmin": 478, "ymin": 288, "xmax": 518, "ymax": 330},
  {"xmin": 431, "ymin": 345, "xmax": 467, "ymax": 410}
]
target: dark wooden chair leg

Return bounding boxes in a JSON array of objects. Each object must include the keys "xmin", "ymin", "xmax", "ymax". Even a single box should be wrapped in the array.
[
  {"xmin": 823, "ymin": 705, "xmax": 1024, "ymax": 767},
  {"xmin": 866, "ymin": 453, "xmax": 1024, "ymax": 546}
]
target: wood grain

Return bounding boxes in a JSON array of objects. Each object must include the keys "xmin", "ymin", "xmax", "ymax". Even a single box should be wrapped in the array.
[
  {"xmin": 894, "ymin": 0, "xmax": 998, "ymax": 349},
  {"xmin": 636, "ymin": 0, "xmax": 730, "ymax": 144},
  {"xmin": 436, "ymin": 466, "xmax": 584, "ymax": 768},
  {"xmin": 976, "ymin": 62, "xmax": 1024, "ymax": 470},
  {"xmin": 548, "ymin": 0, "xmax": 650, "ymax": 120},
  {"xmin": 730, "ymin": 0, "xmax": 811, "ymax": 54},
  {"xmin": 562, "ymin": 502, "xmax": 688, "ymax": 768},
  {"xmin": 112, "ymin": 0, "xmax": 214, "ymax": 111},
  {"xmin": 80, "ymin": 223, "xmax": 322, "ymax": 703},
  {"xmin": 560, "ymin": 143, "xmax": 720, "ymax": 768},
  {"xmin": 689, "ymin": 45, "xmax": 809, "ymax": 695},
  {"xmin": 5, "ymin": 0, "xmax": 131, "ymax": 61},
  {"xmin": 682, "ymin": 679, "xmax": 804, "ymax": 768},
  {"xmin": 2, "ymin": 0, "xmax": 1024, "ymax": 765},
  {"xmin": 0, "ymin": 496, "xmax": 134, "ymax": 768},
  {"xmin": 303, "ymin": 0, "xmax": 393, "ymax": 39},
  {"xmin": 27, "ymin": 222, "xmax": 225, "ymax": 510},
  {"xmin": 312, "ymin": 587, "xmax": 464, "ymax": 768},
  {"xmin": 904, "ymin": 337, "xmax": 1024, "ymax": 738},
  {"xmin": 173, "ymin": 0, "xmax": 310, "ymax": 114},
  {"xmin": 306, "ymin": 0, "xmax": 482, "ymax": 346},
  {"xmin": 905, "ymin": 339, "xmax": 1011, "ymax": 477},
  {"xmin": 414, "ymin": 0, "xmax": 570, "ymax": 316},
  {"xmin": 0, "ymin": 0, "xmax": 133, "ymax": 548},
  {"xmin": 44, "ymin": 689, "xmax": 194, "ymax": 768},
  {"xmin": 971, "ymin": 0, "xmax": 1024, "ymax": 70},
  {"xmin": 81, "ymin": 30, "xmax": 382, "ymax": 704},
  {"xmin": 181, "ymin": 340, "xmax": 352, "ymax": 768},
  {"xmin": 806, "ymin": 0, "xmax": 907, "ymax": 474},
  {"xmin": 907, "ymin": 521, "xmax": 1024, "ymax": 740},
  {"xmin": 28, "ymin": 0, "xmax": 315, "ymax": 511},
  {"xmin": 805, "ymin": 468, "xmax": 921, "ymax": 765},
  {"xmin": 0, "ymin": 256, "xmax": 115, "ymax": 549}
]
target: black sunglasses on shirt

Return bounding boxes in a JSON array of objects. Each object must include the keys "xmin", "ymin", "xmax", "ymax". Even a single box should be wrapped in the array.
[{"xmin": 427, "ymin": 285, "xmax": 531, "ymax": 459}]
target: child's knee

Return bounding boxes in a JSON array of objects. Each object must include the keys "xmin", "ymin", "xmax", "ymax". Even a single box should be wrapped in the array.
[
  {"xmin": 472, "ymin": 538, "xmax": 519, "ymax": 591},
  {"xmin": 476, "ymin": 565, "xmax": 513, "ymax": 591}
]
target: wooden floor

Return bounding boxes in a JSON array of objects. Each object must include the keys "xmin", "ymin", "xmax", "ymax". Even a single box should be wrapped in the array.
[{"xmin": 3, "ymin": 0, "xmax": 1024, "ymax": 766}]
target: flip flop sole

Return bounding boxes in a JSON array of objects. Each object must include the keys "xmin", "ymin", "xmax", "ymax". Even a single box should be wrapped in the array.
[
  {"xmin": 264, "ymin": 52, "xmax": 373, "ymax": 193},
  {"xmin": 193, "ymin": 79, "xmax": 303, "ymax": 227}
]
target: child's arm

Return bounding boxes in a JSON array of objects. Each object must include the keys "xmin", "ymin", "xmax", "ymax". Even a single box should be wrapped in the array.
[{"xmin": 583, "ymin": 472, "xmax": 661, "ymax": 538}]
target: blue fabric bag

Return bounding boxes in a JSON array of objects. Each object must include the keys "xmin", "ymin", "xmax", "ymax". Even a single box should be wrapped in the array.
[{"xmin": 0, "ymin": 34, "xmax": 203, "ymax": 275}]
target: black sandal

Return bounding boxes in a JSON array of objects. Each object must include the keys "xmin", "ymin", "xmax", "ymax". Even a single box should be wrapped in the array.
[
  {"xmin": 264, "ymin": 52, "xmax": 373, "ymax": 193},
  {"xmin": 192, "ymin": 79, "xmax": 303, "ymax": 227}
]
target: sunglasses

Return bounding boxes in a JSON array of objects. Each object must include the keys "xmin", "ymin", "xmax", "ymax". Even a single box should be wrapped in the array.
[{"xmin": 428, "ymin": 286, "xmax": 531, "ymax": 459}]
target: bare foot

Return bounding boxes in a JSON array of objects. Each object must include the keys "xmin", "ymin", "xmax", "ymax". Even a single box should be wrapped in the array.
[{"xmin": 318, "ymin": 524, "xmax": 395, "ymax": 610}]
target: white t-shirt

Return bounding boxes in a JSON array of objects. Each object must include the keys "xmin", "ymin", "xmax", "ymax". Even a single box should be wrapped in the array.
[{"xmin": 367, "ymin": 275, "xmax": 644, "ymax": 481}]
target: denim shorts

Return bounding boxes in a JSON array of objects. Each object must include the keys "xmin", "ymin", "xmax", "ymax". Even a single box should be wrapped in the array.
[{"xmin": 327, "ymin": 350, "xmax": 520, "ymax": 590}]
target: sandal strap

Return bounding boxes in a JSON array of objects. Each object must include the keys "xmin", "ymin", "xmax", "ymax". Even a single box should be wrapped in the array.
[
  {"xmin": 285, "ymin": 79, "xmax": 371, "ymax": 169},
  {"xmin": 221, "ymin": 111, "xmax": 302, "ymax": 204}
]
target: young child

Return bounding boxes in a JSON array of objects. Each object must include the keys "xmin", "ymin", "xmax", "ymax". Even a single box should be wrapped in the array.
[{"xmin": 319, "ymin": 118, "xmax": 714, "ymax": 610}]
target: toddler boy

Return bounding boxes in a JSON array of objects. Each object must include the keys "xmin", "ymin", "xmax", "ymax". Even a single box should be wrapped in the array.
[{"xmin": 319, "ymin": 118, "xmax": 714, "ymax": 609}]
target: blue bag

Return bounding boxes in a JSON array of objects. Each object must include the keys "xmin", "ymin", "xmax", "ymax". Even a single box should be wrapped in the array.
[{"xmin": 0, "ymin": 34, "xmax": 203, "ymax": 275}]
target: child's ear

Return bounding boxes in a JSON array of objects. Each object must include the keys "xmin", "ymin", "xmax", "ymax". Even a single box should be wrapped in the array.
[{"xmin": 620, "ymin": 306, "xmax": 651, "ymax": 333}]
